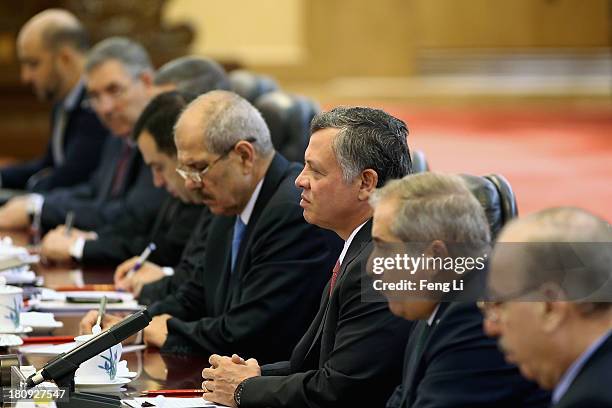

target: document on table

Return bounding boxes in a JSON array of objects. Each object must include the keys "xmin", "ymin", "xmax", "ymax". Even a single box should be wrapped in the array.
[
  {"xmin": 122, "ymin": 396, "xmax": 223, "ymax": 407},
  {"xmin": 29, "ymin": 290, "xmax": 142, "ymax": 313}
]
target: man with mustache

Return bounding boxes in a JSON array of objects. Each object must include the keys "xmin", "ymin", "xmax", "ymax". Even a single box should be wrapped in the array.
[
  {"xmin": 81, "ymin": 91, "xmax": 342, "ymax": 365},
  {"xmin": 201, "ymin": 106, "xmax": 413, "ymax": 408}
]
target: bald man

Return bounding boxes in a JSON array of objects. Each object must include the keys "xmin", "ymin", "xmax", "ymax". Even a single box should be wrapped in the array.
[
  {"xmin": 0, "ymin": 9, "xmax": 108, "ymax": 192},
  {"xmin": 483, "ymin": 207, "xmax": 612, "ymax": 407}
]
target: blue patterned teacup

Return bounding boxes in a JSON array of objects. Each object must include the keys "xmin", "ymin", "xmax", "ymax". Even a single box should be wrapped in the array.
[
  {"xmin": 0, "ymin": 285, "xmax": 23, "ymax": 332},
  {"xmin": 74, "ymin": 334, "xmax": 123, "ymax": 382}
]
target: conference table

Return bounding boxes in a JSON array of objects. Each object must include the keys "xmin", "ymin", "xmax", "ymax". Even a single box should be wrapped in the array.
[{"xmin": 0, "ymin": 228, "xmax": 209, "ymax": 403}]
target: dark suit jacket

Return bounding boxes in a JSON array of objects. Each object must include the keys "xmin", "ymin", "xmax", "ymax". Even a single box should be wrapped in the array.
[
  {"xmin": 0, "ymin": 85, "xmax": 109, "ymax": 191},
  {"xmin": 39, "ymin": 136, "xmax": 167, "ymax": 231},
  {"xmin": 147, "ymin": 153, "xmax": 343, "ymax": 363},
  {"xmin": 138, "ymin": 207, "xmax": 213, "ymax": 306},
  {"xmin": 80, "ymin": 196, "xmax": 203, "ymax": 266},
  {"xmin": 386, "ymin": 302, "xmax": 551, "ymax": 408},
  {"xmin": 239, "ymin": 221, "xmax": 413, "ymax": 408},
  {"xmin": 554, "ymin": 333, "xmax": 612, "ymax": 408}
]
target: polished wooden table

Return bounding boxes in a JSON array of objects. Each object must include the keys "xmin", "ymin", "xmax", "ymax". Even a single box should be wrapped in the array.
[{"xmin": 1, "ymin": 228, "xmax": 208, "ymax": 400}]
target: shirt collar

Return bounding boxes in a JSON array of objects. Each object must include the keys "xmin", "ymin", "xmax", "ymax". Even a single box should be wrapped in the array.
[
  {"xmin": 62, "ymin": 78, "xmax": 84, "ymax": 111},
  {"xmin": 552, "ymin": 329, "xmax": 612, "ymax": 404},
  {"xmin": 427, "ymin": 304, "xmax": 441, "ymax": 326},
  {"xmin": 239, "ymin": 179, "xmax": 264, "ymax": 226},
  {"xmin": 337, "ymin": 221, "xmax": 368, "ymax": 265}
]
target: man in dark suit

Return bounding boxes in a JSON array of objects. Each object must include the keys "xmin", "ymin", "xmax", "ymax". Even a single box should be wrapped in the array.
[
  {"xmin": 81, "ymin": 90, "xmax": 342, "ymax": 363},
  {"xmin": 39, "ymin": 57, "xmax": 231, "ymax": 266},
  {"xmin": 483, "ymin": 207, "xmax": 612, "ymax": 407},
  {"xmin": 0, "ymin": 37, "xmax": 166, "ymax": 231},
  {"xmin": 367, "ymin": 172, "xmax": 549, "ymax": 407},
  {"xmin": 201, "ymin": 106, "xmax": 414, "ymax": 408},
  {"xmin": 0, "ymin": 9, "xmax": 108, "ymax": 192},
  {"xmin": 40, "ymin": 92, "xmax": 203, "ymax": 267}
]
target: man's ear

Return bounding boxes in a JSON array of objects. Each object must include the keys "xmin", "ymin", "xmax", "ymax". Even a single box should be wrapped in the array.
[
  {"xmin": 424, "ymin": 240, "xmax": 449, "ymax": 280},
  {"xmin": 540, "ymin": 301, "xmax": 568, "ymax": 333},
  {"xmin": 139, "ymin": 70, "xmax": 155, "ymax": 89},
  {"xmin": 55, "ymin": 45, "xmax": 74, "ymax": 68},
  {"xmin": 235, "ymin": 140, "xmax": 256, "ymax": 174},
  {"xmin": 357, "ymin": 169, "xmax": 379, "ymax": 201}
]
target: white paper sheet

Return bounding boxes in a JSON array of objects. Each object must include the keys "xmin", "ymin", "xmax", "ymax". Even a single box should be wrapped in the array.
[{"xmin": 122, "ymin": 396, "xmax": 222, "ymax": 408}]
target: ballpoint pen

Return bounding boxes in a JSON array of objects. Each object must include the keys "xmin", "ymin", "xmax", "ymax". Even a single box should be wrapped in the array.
[
  {"xmin": 93, "ymin": 295, "xmax": 107, "ymax": 333},
  {"xmin": 126, "ymin": 243, "xmax": 157, "ymax": 279},
  {"xmin": 64, "ymin": 211, "xmax": 75, "ymax": 236}
]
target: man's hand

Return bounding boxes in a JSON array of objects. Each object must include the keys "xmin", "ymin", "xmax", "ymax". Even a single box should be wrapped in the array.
[
  {"xmin": 40, "ymin": 228, "xmax": 78, "ymax": 262},
  {"xmin": 0, "ymin": 197, "xmax": 30, "ymax": 229},
  {"xmin": 79, "ymin": 310, "xmax": 124, "ymax": 334},
  {"xmin": 143, "ymin": 314, "xmax": 171, "ymax": 348},
  {"xmin": 202, "ymin": 354, "xmax": 261, "ymax": 407},
  {"xmin": 79, "ymin": 310, "xmax": 141, "ymax": 345},
  {"xmin": 114, "ymin": 257, "xmax": 164, "ymax": 296}
]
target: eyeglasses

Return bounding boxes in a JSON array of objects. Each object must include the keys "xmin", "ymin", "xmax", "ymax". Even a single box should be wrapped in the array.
[
  {"xmin": 176, "ymin": 138, "xmax": 256, "ymax": 184},
  {"xmin": 477, "ymin": 281, "xmax": 550, "ymax": 322},
  {"xmin": 87, "ymin": 82, "xmax": 130, "ymax": 107}
]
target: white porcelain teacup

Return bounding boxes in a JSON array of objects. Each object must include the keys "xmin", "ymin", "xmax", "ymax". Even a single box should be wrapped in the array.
[
  {"xmin": 0, "ymin": 285, "xmax": 23, "ymax": 332},
  {"xmin": 74, "ymin": 334, "xmax": 123, "ymax": 382}
]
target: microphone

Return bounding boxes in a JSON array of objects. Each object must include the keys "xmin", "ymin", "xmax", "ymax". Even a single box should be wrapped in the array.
[{"xmin": 26, "ymin": 309, "xmax": 151, "ymax": 388}]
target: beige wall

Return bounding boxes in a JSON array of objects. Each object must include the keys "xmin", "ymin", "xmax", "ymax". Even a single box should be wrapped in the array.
[
  {"xmin": 164, "ymin": 0, "xmax": 306, "ymax": 65},
  {"xmin": 164, "ymin": 0, "xmax": 610, "ymax": 83}
]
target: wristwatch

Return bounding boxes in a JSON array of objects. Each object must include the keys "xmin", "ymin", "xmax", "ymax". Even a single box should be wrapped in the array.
[{"xmin": 234, "ymin": 380, "xmax": 245, "ymax": 407}]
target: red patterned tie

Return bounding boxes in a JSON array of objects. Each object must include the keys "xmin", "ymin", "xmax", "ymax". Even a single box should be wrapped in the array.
[
  {"xmin": 329, "ymin": 260, "xmax": 341, "ymax": 295},
  {"xmin": 110, "ymin": 144, "xmax": 132, "ymax": 197}
]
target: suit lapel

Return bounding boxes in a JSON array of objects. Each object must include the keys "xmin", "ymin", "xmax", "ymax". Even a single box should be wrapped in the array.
[
  {"xmin": 299, "ymin": 220, "xmax": 373, "ymax": 365},
  {"xmin": 400, "ymin": 303, "xmax": 447, "ymax": 407},
  {"xmin": 222, "ymin": 153, "xmax": 291, "ymax": 311}
]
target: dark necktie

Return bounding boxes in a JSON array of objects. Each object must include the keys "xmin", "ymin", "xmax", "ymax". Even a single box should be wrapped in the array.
[
  {"xmin": 231, "ymin": 216, "xmax": 246, "ymax": 272},
  {"xmin": 110, "ymin": 143, "xmax": 132, "ymax": 197},
  {"xmin": 329, "ymin": 260, "xmax": 341, "ymax": 295}
]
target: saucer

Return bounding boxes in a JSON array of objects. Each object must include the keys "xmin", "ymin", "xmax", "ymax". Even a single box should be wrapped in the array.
[
  {"xmin": 75, "ymin": 376, "xmax": 131, "ymax": 390},
  {"xmin": 0, "ymin": 326, "xmax": 32, "ymax": 334},
  {"xmin": 0, "ymin": 334, "xmax": 23, "ymax": 347}
]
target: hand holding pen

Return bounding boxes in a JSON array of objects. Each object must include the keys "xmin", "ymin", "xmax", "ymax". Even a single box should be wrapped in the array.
[{"xmin": 126, "ymin": 242, "xmax": 157, "ymax": 279}]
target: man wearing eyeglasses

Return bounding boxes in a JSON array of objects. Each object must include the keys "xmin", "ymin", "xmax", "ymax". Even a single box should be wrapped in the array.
[
  {"xmin": 0, "ymin": 37, "xmax": 165, "ymax": 232},
  {"xmin": 81, "ymin": 90, "xmax": 342, "ymax": 364},
  {"xmin": 0, "ymin": 10, "xmax": 108, "ymax": 193},
  {"xmin": 38, "ymin": 56, "xmax": 232, "ymax": 267},
  {"xmin": 483, "ymin": 207, "xmax": 612, "ymax": 407}
]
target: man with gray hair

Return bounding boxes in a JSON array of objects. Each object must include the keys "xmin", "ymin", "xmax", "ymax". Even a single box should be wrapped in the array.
[
  {"xmin": 483, "ymin": 207, "xmax": 612, "ymax": 407},
  {"xmin": 154, "ymin": 55, "xmax": 230, "ymax": 95},
  {"xmin": 0, "ymin": 36, "xmax": 166, "ymax": 233},
  {"xmin": 0, "ymin": 9, "xmax": 108, "ymax": 192},
  {"xmin": 201, "ymin": 106, "xmax": 413, "ymax": 408},
  {"xmin": 81, "ymin": 90, "xmax": 342, "ymax": 366},
  {"xmin": 368, "ymin": 172, "xmax": 549, "ymax": 407}
]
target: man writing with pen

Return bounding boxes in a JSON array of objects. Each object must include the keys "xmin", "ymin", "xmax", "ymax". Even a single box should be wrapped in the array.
[
  {"xmin": 40, "ymin": 91, "xmax": 206, "ymax": 268},
  {"xmin": 38, "ymin": 56, "xmax": 230, "ymax": 268}
]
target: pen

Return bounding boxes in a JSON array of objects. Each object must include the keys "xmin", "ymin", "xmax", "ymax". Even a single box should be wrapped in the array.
[
  {"xmin": 126, "ymin": 243, "xmax": 157, "ymax": 279},
  {"xmin": 94, "ymin": 295, "xmax": 107, "ymax": 332},
  {"xmin": 64, "ymin": 211, "xmax": 75, "ymax": 236},
  {"xmin": 140, "ymin": 389, "xmax": 204, "ymax": 396}
]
